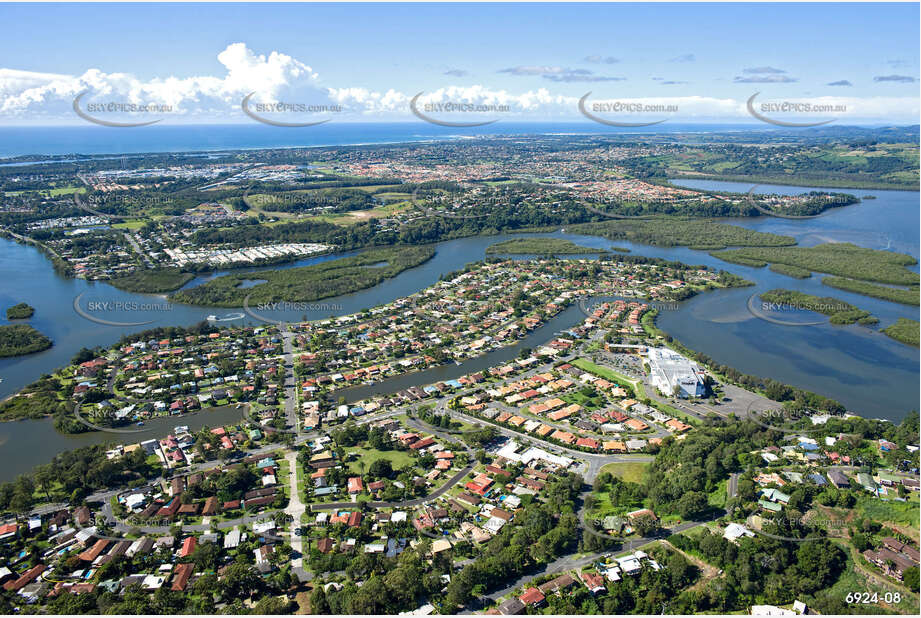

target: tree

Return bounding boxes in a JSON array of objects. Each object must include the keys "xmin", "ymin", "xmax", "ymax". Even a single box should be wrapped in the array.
[
  {"xmin": 191, "ymin": 541, "xmax": 222, "ymax": 570},
  {"xmin": 193, "ymin": 573, "xmax": 218, "ymax": 598},
  {"xmin": 311, "ymin": 586, "xmax": 332, "ymax": 614},
  {"xmin": 251, "ymin": 595, "xmax": 293, "ymax": 614},
  {"xmin": 33, "ymin": 464, "xmax": 56, "ymax": 501},
  {"xmin": 633, "ymin": 513, "xmax": 659, "ymax": 537},
  {"xmin": 676, "ymin": 491, "xmax": 709, "ymax": 519},
  {"xmin": 368, "ymin": 458, "xmax": 393, "ymax": 480},
  {"xmin": 219, "ymin": 563, "xmax": 260, "ymax": 601},
  {"xmin": 903, "ymin": 565, "xmax": 920, "ymax": 593},
  {"xmin": 850, "ymin": 532, "xmax": 871, "ymax": 552}
]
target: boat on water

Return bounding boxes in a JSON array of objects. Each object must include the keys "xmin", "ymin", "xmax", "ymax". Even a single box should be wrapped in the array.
[{"xmin": 208, "ymin": 312, "xmax": 244, "ymax": 322}]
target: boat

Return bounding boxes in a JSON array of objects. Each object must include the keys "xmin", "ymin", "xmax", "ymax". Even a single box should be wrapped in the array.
[{"xmin": 206, "ymin": 314, "xmax": 217, "ymax": 321}]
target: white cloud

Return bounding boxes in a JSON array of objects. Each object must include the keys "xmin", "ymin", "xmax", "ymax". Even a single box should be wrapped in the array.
[
  {"xmin": 0, "ymin": 45, "xmax": 917, "ymax": 124},
  {"xmin": 0, "ymin": 43, "xmax": 329, "ymax": 120}
]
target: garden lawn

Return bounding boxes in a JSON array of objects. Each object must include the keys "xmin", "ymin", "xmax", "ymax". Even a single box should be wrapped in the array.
[
  {"xmin": 599, "ymin": 461, "xmax": 650, "ymax": 484},
  {"xmin": 346, "ymin": 446, "xmax": 415, "ymax": 474}
]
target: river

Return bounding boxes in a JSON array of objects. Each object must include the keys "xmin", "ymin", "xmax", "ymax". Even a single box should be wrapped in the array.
[{"xmin": 0, "ymin": 179, "xmax": 918, "ymax": 481}]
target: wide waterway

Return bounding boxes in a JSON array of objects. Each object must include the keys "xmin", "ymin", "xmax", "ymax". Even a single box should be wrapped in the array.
[{"xmin": 0, "ymin": 179, "xmax": 918, "ymax": 481}]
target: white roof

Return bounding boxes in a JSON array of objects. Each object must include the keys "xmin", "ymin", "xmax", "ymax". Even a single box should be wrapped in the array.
[
  {"xmin": 618, "ymin": 557, "xmax": 642, "ymax": 572},
  {"xmin": 253, "ymin": 520, "xmax": 276, "ymax": 534},
  {"xmin": 125, "ymin": 493, "xmax": 146, "ymax": 509},
  {"xmin": 724, "ymin": 523, "xmax": 754, "ymax": 540},
  {"xmin": 483, "ymin": 516, "xmax": 505, "ymax": 534},
  {"xmin": 224, "ymin": 528, "xmax": 244, "ymax": 549},
  {"xmin": 75, "ymin": 528, "xmax": 97, "ymax": 543},
  {"xmin": 142, "ymin": 574, "xmax": 165, "ymax": 590},
  {"xmin": 398, "ymin": 603, "xmax": 435, "ymax": 615},
  {"xmin": 750, "ymin": 605, "xmax": 796, "ymax": 616}
]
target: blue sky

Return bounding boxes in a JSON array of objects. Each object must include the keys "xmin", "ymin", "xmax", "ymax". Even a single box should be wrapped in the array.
[{"xmin": 0, "ymin": 2, "xmax": 918, "ymax": 125}]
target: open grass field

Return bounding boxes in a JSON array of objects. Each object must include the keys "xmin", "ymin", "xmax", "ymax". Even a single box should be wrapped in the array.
[
  {"xmin": 344, "ymin": 446, "xmax": 416, "ymax": 474},
  {"xmin": 599, "ymin": 461, "xmax": 650, "ymax": 484},
  {"xmin": 6, "ymin": 186, "xmax": 86, "ymax": 197},
  {"xmin": 111, "ymin": 219, "xmax": 147, "ymax": 230},
  {"xmin": 856, "ymin": 496, "xmax": 920, "ymax": 529},
  {"xmin": 570, "ymin": 357, "xmax": 641, "ymax": 391}
]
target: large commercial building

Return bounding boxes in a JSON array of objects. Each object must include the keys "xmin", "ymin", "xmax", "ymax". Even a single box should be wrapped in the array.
[{"xmin": 646, "ymin": 347, "xmax": 706, "ymax": 398}]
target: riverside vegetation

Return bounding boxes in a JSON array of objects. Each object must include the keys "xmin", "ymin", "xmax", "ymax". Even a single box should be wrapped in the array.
[
  {"xmin": 758, "ymin": 289, "xmax": 879, "ymax": 326},
  {"xmin": 712, "ymin": 243, "xmax": 919, "ymax": 286},
  {"xmin": 108, "ymin": 268, "xmax": 195, "ymax": 293},
  {"xmin": 0, "ymin": 323, "xmax": 52, "ymax": 357},
  {"xmin": 170, "ymin": 245, "xmax": 435, "ymax": 307},
  {"xmin": 5, "ymin": 302, "xmax": 34, "ymax": 319},
  {"xmin": 882, "ymin": 318, "xmax": 920, "ymax": 347},
  {"xmin": 822, "ymin": 276, "xmax": 919, "ymax": 306},
  {"xmin": 568, "ymin": 219, "xmax": 796, "ymax": 250}
]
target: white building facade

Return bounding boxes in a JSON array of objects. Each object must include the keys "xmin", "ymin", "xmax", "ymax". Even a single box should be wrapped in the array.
[{"xmin": 646, "ymin": 347, "xmax": 707, "ymax": 398}]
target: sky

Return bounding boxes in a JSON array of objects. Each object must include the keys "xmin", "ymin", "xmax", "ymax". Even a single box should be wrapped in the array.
[{"xmin": 0, "ymin": 2, "xmax": 918, "ymax": 126}]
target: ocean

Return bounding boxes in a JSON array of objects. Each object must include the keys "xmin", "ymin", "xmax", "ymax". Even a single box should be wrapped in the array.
[{"xmin": 0, "ymin": 122, "xmax": 770, "ymax": 158}]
